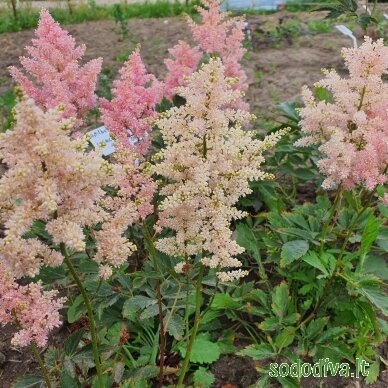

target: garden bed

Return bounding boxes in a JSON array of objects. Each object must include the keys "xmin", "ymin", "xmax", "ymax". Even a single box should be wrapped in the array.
[{"xmin": 0, "ymin": 5, "xmax": 387, "ymax": 388}]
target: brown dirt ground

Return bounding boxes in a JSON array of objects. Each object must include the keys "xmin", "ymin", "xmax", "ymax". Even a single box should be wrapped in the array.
[{"xmin": 0, "ymin": 9, "xmax": 387, "ymax": 388}]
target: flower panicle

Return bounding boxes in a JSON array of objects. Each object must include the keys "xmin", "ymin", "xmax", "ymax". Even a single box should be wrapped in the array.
[{"xmin": 296, "ymin": 37, "xmax": 388, "ymax": 194}]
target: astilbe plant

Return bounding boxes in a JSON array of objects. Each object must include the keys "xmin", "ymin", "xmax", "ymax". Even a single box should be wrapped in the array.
[
  {"xmin": 164, "ymin": 0, "xmax": 248, "ymax": 109},
  {"xmin": 153, "ymin": 57, "xmax": 285, "ymax": 385},
  {"xmin": 0, "ymin": 263, "xmax": 65, "ymax": 348},
  {"xmin": 0, "ymin": 94, "xmax": 126, "ymax": 386},
  {"xmin": 154, "ymin": 58, "xmax": 285, "ymax": 281},
  {"xmin": 98, "ymin": 49, "xmax": 164, "ymax": 280},
  {"xmin": 0, "ymin": 95, "xmax": 124, "ymax": 278},
  {"xmin": 0, "ymin": 262, "xmax": 65, "ymax": 387},
  {"xmin": 296, "ymin": 37, "xmax": 388, "ymax": 200},
  {"xmin": 9, "ymin": 9, "xmax": 102, "ymax": 128}
]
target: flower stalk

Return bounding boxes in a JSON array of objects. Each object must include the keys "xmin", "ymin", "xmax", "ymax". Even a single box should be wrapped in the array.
[
  {"xmin": 60, "ymin": 243, "xmax": 104, "ymax": 388},
  {"xmin": 177, "ymin": 264, "xmax": 205, "ymax": 387},
  {"xmin": 30, "ymin": 343, "xmax": 52, "ymax": 388}
]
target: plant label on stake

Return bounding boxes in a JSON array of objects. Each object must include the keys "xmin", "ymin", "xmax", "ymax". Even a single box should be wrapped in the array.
[
  {"xmin": 88, "ymin": 126, "xmax": 140, "ymax": 159},
  {"xmin": 88, "ymin": 126, "xmax": 115, "ymax": 156},
  {"xmin": 335, "ymin": 25, "xmax": 358, "ymax": 49}
]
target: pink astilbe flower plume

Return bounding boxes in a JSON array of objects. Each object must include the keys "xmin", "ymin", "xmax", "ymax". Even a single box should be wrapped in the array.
[
  {"xmin": 164, "ymin": 41, "xmax": 202, "ymax": 100},
  {"xmin": 296, "ymin": 37, "xmax": 388, "ymax": 196},
  {"xmin": 9, "ymin": 9, "xmax": 102, "ymax": 128},
  {"xmin": 97, "ymin": 49, "xmax": 163, "ymax": 270},
  {"xmin": 100, "ymin": 47, "xmax": 163, "ymax": 156},
  {"xmin": 188, "ymin": 0, "xmax": 247, "ymax": 81},
  {"xmin": 164, "ymin": 0, "xmax": 248, "ymax": 108},
  {"xmin": 153, "ymin": 59, "xmax": 285, "ymax": 281},
  {"xmin": 0, "ymin": 94, "xmax": 132, "ymax": 278},
  {"xmin": 0, "ymin": 264, "xmax": 65, "ymax": 348}
]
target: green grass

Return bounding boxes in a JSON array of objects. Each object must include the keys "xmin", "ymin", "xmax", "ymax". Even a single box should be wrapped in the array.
[
  {"xmin": 285, "ymin": 0, "xmax": 337, "ymax": 12},
  {"xmin": 307, "ymin": 19, "xmax": 332, "ymax": 33},
  {"xmin": 0, "ymin": 1, "xmax": 200, "ymax": 34},
  {"xmin": 0, "ymin": 89, "xmax": 16, "ymax": 132}
]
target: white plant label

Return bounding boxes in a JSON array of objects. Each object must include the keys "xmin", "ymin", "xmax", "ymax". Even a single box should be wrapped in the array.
[
  {"xmin": 88, "ymin": 127, "xmax": 140, "ymax": 157},
  {"xmin": 335, "ymin": 25, "xmax": 358, "ymax": 48},
  {"xmin": 88, "ymin": 126, "xmax": 115, "ymax": 156}
]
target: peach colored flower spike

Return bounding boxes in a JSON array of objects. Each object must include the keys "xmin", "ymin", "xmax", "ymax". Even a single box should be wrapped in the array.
[
  {"xmin": 153, "ymin": 59, "xmax": 285, "ymax": 281},
  {"xmin": 296, "ymin": 37, "xmax": 388, "ymax": 197},
  {"xmin": 0, "ymin": 95, "xmax": 117, "ymax": 278},
  {"xmin": 9, "ymin": 9, "xmax": 102, "ymax": 128}
]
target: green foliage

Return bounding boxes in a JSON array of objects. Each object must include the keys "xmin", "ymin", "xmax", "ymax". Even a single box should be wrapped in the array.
[
  {"xmin": 315, "ymin": 0, "xmax": 387, "ymax": 33},
  {"xmin": 0, "ymin": 88, "xmax": 16, "ymax": 132},
  {"xmin": 307, "ymin": 19, "xmax": 332, "ymax": 34},
  {"xmin": 0, "ymin": 1, "xmax": 201, "ymax": 34},
  {"xmin": 6, "ymin": 9, "xmax": 387, "ymax": 386},
  {"xmin": 281, "ymin": 240, "xmax": 309, "ymax": 266},
  {"xmin": 179, "ymin": 334, "xmax": 221, "ymax": 364},
  {"xmin": 12, "ymin": 375, "xmax": 45, "ymax": 388},
  {"xmin": 111, "ymin": 4, "xmax": 129, "ymax": 40},
  {"xmin": 285, "ymin": 0, "xmax": 337, "ymax": 13},
  {"xmin": 193, "ymin": 367, "xmax": 215, "ymax": 388}
]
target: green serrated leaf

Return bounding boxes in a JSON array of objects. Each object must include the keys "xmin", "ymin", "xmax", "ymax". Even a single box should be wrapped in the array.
[
  {"xmin": 211, "ymin": 293, "xmax": 241, "ymax": 310},
  {"xmin": 193, "ymin": 367, "xmax": 215, "ymax": 388},
  {"xmin": 365, "ymin": 359, "xmax": 380, "ymax": 384},
  {"xmin": 283, "ymin": 313, "xmax": 300, "ymax": 325},
  {"xmin": 271, "ymin": 282, "xmax": 290, "ymax": 320},
  {"xmin": 67, "ymin": 295, "xmax": 87, "ymax": 324},
  {"xmin": 305, "ymin": 317, "xmax": 329, "ymax": 339},
  {"xmin": 280, "ymin": 240, "xmax": 309, "ymax": 266},
  {"xmin": 236, "ymin": 223, "xmax": 260, "ymax": 260},
  {"xmin": 64, "ymin": 329, "xmax": 84, "ymax": 356},
  {"xmin": 358, "ymin": 286, "xmax": 388, "ymax": 315},
  {"xmin": 165, "ymin": 313, "xmax": 184, "ymax": 340},
  {"xmin": 298, "ymin": 283, "xmax": 313, "ymax": 295},
  {"xmin": 315, "ymin": 327, "xmax": 346, "ymax": 344},
  {"xmin": 257, "ymin": 183, "xmax": 285, "ymax": 212},
  {"xmin": 60, "ymin": 371, "xmax": 78, "ymax": 388},
  {"xmin": 302, "ymin": 251, "xmax": 330, "ymax": 277},
  {"xmin": 277, "ymin": 102, "xmax": 301, "ymax": 123},
  {"xmin": 314, "ymin": 86, "xmax": 333, "ymax": 103},
  {"xmin": 179, "ymin": 337, "xmax": 220, "ymax": 364},
  {"xmin": 238, "ymin": 343, "xmax": 275, "ymax": 360},
  {"xmin": 277, "ymin": 375, "xmax": 300, "ymax": 388},
  {"xmin": 256, "ymin": 374, "xmax": 271, "ymax": 388},
  {"xmin": 122, "ymin": 295, "xmax": 156, "ymax": 320},
  {"xmin": 247, "ymin": 289, "xmax": 268, "ymax": 307},
  {"xmin": 12, "ymin": 375, "xmax": 45, "ymax": 388},
  {"xmin": 359, "ymin": 214, "xmax": 380, "ymax": 270},
  {"xmin": 139, "ymin": 304, "xmax": 166, "ymax": 320},
  {"xmin": 275, "ymin": 327, "xmax": 295, "ymax": 350},
  {"xmin": 259, "ymin": 316, "xmax": 280, "ymax": 331}
]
